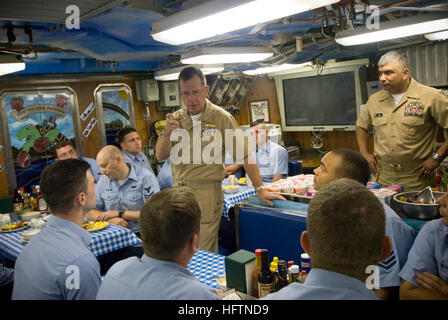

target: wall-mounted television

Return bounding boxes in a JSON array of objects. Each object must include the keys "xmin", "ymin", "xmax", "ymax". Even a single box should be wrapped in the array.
[{"xmin": 274, "ymin": 62, "xmax": 367, "ymax": 132}]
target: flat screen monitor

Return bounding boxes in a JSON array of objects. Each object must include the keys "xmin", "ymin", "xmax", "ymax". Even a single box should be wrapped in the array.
[{"xmin": 275, "ymin": 64, "xmax": 366, "ymax": 131}]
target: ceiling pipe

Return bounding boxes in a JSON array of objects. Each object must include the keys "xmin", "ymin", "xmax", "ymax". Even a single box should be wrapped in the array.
[{"xmin": 377, "ymin": 6, "xmax": 448, "ymax": 15}]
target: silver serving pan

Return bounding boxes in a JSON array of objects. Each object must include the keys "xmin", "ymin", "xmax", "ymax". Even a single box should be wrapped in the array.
[
  {"xmin": 392, "ymin": 191, "xmax": 443, "ymax": 220},
  {"xmin": 278, "ymin": 192, "xmax": 313, "ymax": 204}
]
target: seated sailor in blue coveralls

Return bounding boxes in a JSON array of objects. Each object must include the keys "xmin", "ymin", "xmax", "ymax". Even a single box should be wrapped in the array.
[
  {"xmin": 13, "ymin": 159, "xmax": 101, "ymax": 300},
  {"xmin": 87, "ymin": 145, "xmax": 159, "ymax": 237},
  {"xmin": 96, "ymin": 187, "xmax": 222, "ymax": 300},
  {"xmin": 54, "ymin": 141, "xmax": 102, "ymax": 183},
  {"xmin": 252, "ymin": 120, "xmax": 288, "ymax": 184},
  {"xmin": 263, "ymin": 179, "xmax": 393, "ymax": 300},
  {"xmin": 399, "ymin": 190, "xmax": 448, "ymax": 300},
  {"xmin": 313, "ymin": 148, "xmax": 416, "ymax": 300},
  {"xmin": 224, "ymin": 119, "xmax": 288, "ymax": 184},
  {"xmin": 117, "ymin": 127, "xmax": 156, "ymax": 176},
  {"xmin": 157, "ymin": 157, "xmax": 174, "ymax": 190}
]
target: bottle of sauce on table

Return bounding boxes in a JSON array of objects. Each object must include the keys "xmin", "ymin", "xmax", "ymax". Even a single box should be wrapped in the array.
[
  {"xmin": 300, "ymin": 253, "xmax": 311, "ymax": 273},
  {"xmin": 289, "ymin": 264, "xmax": 300, "ymax": 283},
  {"xmin": 13, "ymin": 189, "xmax": 24, "ymax": 212},
  {"xmin": 270, "ymin": 256, "xmax": 279, "ymax": 290},
  {"xmin": 299, "ymin": 270, "xmax": 308, "ymax": 283},
  {"xmin": 36, "ymin": 185, "xmax": 48, "ymax": 213},
  {"xmin": 251, "ymin": 249, "xmax": 262, "ymax": 298},
  {"xmin": 276, "ymin": 260, "xmax": 289, "ymax": 290},
  {"xmin": 258, "ymin": 249, "xmax": 276, "ymax": 298}
]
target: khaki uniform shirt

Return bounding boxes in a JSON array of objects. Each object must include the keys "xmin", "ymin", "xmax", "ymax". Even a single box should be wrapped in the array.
[
  {"xmin": 170, "ymin": 99, "xmax": 250, "ymax": 186},
  {"xmin": 357, "ymin": 78, "xmax": 448, "ymax": 162}
]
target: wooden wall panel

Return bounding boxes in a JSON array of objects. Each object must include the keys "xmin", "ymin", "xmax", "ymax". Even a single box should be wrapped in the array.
[
  {"xmin": 69, "ymin": 81, "xmax": 101, "ymax": 159},
  {"xmin": 235, "ymin": 76, "xmax": 374, "ymax": 164},
  {"xmin": 0, "ymin": 133, "xmax": 8, "ymax": 197},
  {"xmin": 282, "ymin": 131, "xmax": 361, "ymax": 150},
  {"xmin": 0, "ymin": 78, "xmax": 155, "ymax": 195},
  {"xmin": 0, "ymin": 74, "xmax": 376, "ymax": 196},
  {"xmin": 235, "ymin": 76, "xmax": 281, "ymax": 126},
  {"xmin": 236, "ymin": 77, "xmax": 362, "ymax": 149},
  {"xmin": 125, "ymin": 81, "xmax": 150, "ymax": 147}
]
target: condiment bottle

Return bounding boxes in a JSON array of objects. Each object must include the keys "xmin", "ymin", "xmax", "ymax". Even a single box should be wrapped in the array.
[
  {"xmin": 258, "ymin": 249, "xmax": 276, "ymax": 298},
  {"xmin": 276, "ymin": 260, "xmax": 289, "ymax": 290},
  {"xmin": 36, "ymin": 185, "xmax": 48, "ymax": 213},
  {"xmin": 251, "ymin": 249, "xmax": 262, "ymax": 298},
  {"xmin": 299, "ymin": 270, "xmax": 308, "ymax": 283},
  {"xmin": 13, "ymin": 189, "xmax": 24, "ymax": 212},
  {"xmin": 289, "ymin": 264, "xmax": 300, "ymax": 283}
]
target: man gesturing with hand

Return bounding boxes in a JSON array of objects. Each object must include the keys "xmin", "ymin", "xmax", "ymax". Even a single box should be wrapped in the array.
[{"xmin": 156, "ymin": 67, "xmax": 284, "ymax": 253}]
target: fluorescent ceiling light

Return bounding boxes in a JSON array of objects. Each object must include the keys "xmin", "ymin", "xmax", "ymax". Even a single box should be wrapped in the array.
[
  {"xmin": 151, "ymin": 0, "xmax": 340, "ymax": 45},
  {"xmin": 181, "ymin": 47, "xmax": 273, "ymax": 64},
  {"xmin": 335, "ymin": 13, "xmax": 448, "ymax": 46},
  {"xmin": 243, "ymin": 62, "xmax": 313, "ymax": 75},
  {"xmin": 154, "ymin": 65, "xmax": 224, "ymax": 81},
  {"xmin": 425, "ymin": 29, "xmax": 448, "ymax": 40},
  {"xmin": 0, "ymin": 54, "xmax": 25, "ymax": 76}
]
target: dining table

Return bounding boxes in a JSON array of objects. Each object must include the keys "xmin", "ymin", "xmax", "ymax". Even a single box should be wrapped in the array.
[
  {"xmin": 0, "ymin": 216, "xmax": 142, "ymax": 262},
  {"xmin": 187, "ymin": 249, "xmax": 226, "ymax": 289},
  {"xmin": 222, "ymin": 184, "xmax": 257, "ymax": 220},
  {"xmin": 0, "ymin": 214, "xmax": 227, "ymax": 289}
]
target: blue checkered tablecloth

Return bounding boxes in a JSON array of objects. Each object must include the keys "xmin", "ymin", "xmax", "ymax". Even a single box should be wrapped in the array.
[
  {"xmin": 187, "ymin": 249, "xmax": 225, "ymax": 289},
  {"xmin": 0, "ymin": 223, "xmax": 142, "ymax": 262},
  {"xmin": 222, "ymin": 185, "xmax": 257, "ymax": 219}
]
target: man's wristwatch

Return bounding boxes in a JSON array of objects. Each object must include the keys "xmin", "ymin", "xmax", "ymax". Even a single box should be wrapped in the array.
[
  {"xmin": 118, "ymin": 210, "xmax": 125, "ymax": 218},
  {"xmin": 255, "ymin": 185, "xmax": 265, "ymax": 192},
  {"xmin": 432, "ymin": 153, "xmax": 440, "ymax": 161}
]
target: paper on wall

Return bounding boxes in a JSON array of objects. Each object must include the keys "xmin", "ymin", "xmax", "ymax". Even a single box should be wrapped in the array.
[
  {"xmin": 80, "ymin": 102, "xmax": 96, "ymax": 121},
  {"xmin": 82, "ymin": 117, "xmax": 97, "ymax": 138}
]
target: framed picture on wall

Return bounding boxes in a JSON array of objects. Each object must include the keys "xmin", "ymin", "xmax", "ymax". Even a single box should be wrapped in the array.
[
  {"xmin": 0, "ymin": 87, "xmax": 82, "ymax": 191},
  {"xmin": 250, "ymin": 100, "xmax": 269, "ymax": 123}
]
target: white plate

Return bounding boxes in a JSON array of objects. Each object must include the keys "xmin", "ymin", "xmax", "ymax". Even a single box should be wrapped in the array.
[
  {"xmin": 21, "ymin": 211, "xmax": 41, "ymax": 221},
  {"xmin": 222, "ymin": 186, "xmax": 240, "ymax": 194},
  {"xmin": 82, "ymin": 222, "xmax": 110, "ymax": 232},
  {"xmin": 0, "ymin": 222, "xmax": 30, "ymax": 233}
]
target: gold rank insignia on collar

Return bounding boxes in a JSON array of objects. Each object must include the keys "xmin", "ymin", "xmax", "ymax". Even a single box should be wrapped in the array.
[
  {"xmin": 404, "ymin": 102, "xmax": 424, "ymax": 117},
  {"xmin": 204, "ymin": 123, "xmax": 216, "ymax": 129}
]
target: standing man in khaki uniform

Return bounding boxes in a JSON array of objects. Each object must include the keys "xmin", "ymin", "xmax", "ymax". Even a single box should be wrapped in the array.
[
  {"xmin": 357, "ymin": 50, "xmax": 448, "ymax": 191},
  {"xmin": 156, "ymin": 67, "xmax": 284, "ymax": 253}
]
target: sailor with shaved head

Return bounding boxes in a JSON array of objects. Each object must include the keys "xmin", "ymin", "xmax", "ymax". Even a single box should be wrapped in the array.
[{"xmin": 86, "ymin": 145, "xmax": 159, "ymax": 237}]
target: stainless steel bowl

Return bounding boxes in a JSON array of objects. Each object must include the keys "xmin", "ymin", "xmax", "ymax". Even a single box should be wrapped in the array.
[{"xmin": 392, "ymin": 191, "xmax": 443, "ymax": 220}]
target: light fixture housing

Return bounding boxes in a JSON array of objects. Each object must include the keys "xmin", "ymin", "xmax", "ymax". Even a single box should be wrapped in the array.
[
  {"xmin": 154, "ymin": 65, "xmax": 224, "ymax": 81},
  {"xmin": 243, "ymin": 62, "xmax": 313, "ymax": 75},
  {"xmin": 151, "ymin": 0, "xmax": 340, "ymax": 45},
  {"xmin": 0, "ymin": 54, "xmax": 25, "ymax": 76},
  {"xmin": 181, "ymin": 47, "xmax": 273, "ymax": 64},
  {"xmin": 335, "ymin": 13, "xmax": 448, "ymax": 46},
  {"xmin": 425, "ymin": 29, "xmax": 448, "ymax": 41}
]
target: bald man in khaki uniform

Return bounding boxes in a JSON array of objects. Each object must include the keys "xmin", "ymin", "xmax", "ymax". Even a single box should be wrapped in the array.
[
  {"xmin": 357, "ymin": 51, "xmax": 448, "ymax": 191},
  {"xmin": 156, "ymin": 67, "xmax": 284, "ymax": 253}
]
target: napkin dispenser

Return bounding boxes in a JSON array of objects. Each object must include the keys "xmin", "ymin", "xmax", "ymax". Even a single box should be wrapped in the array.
[
  {"xmin": 224, "ymin": 249, "xmax": 255, "ymax": 295},
  {"xmin": 0, "ymin": 196, "xmax": 13, "ymax": 213}
]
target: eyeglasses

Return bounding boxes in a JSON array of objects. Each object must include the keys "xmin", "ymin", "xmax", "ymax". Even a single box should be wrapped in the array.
[
  {"xmin": 180, "ymin": 87, "xmax": 204, "ymax": 98},
  {"xmin": 58, "ymin": 149, "xmax": 77, "ymax": 159}
]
